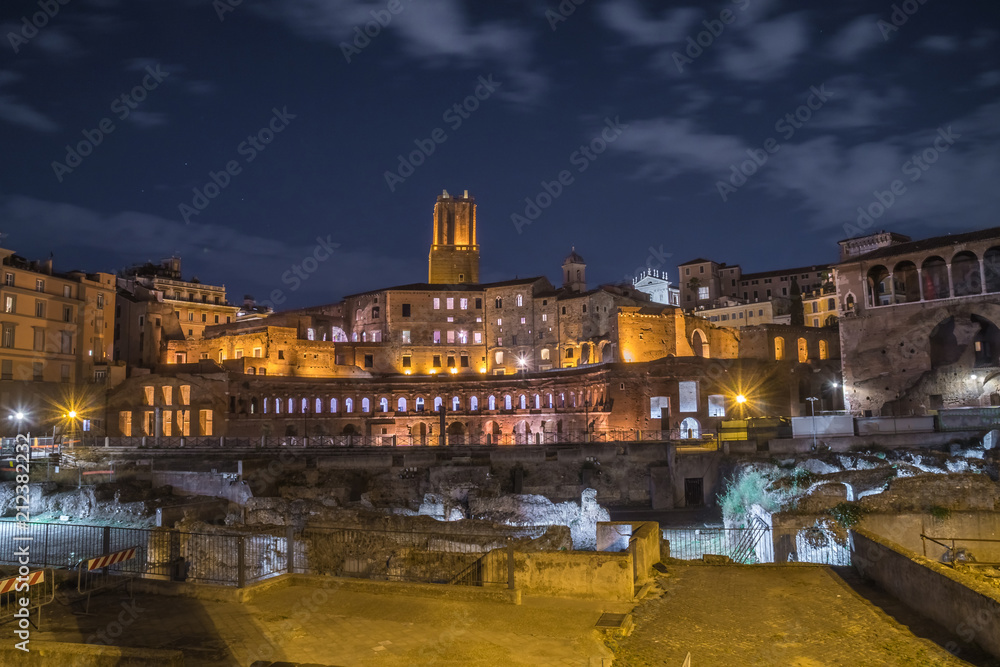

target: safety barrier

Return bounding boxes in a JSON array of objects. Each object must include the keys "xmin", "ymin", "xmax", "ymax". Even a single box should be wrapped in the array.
[
  {"xmin": 76, "ymin": 546, "xmax": 141, "ymax": 613},
  {"xmin": 0, "ymin": 568, "xmax": 54, "ymax": 630}
]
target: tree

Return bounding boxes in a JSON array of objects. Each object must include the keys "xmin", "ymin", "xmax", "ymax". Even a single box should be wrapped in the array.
[{"xmin": 790, "ymin": 277, "xmax": 805, "ymax": 326}]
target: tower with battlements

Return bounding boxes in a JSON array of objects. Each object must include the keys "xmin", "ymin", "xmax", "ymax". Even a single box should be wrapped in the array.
[{"xmin": 428, "ymin": 190, "xmax": 479, "ymax": 284}]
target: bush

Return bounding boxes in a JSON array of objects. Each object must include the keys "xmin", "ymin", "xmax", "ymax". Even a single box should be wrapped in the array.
[
  {"xmin": 828, "ymin": 501, "xmax": 866, "ymax": 529},
  {"xmin": 930, "ymin": 505, "xmax": 951, "ymax": 521},
  {"xmin": 718, "ymin": 468, "xmax": 788, "ymax": 526}
]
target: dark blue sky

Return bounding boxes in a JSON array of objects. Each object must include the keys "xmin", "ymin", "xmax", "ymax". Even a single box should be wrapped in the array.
[{"xmin": 1, "ymin": 0, "xmax": 998, "ymax": 308}]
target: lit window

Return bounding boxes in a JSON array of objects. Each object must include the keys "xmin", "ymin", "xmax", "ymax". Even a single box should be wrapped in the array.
[
  {"xmin": 433, "ymin": 330, "xmax": 441, "ymax": 344},
  {"xmin": 446, "ymin": 297, "xmax": 454, "ymax": 309},
  {"xmin": 516, "ymin": 294, "xmax": 523, "ymax": 307},
  {"xmin": 458, "ymin": 331, "xmax": 468, "ymax": 344},
  {"xmin": 542, "ymin": 313, "xmax": 547, "ymax": 322},
  {"xmin": 402, "ymin": 330, "xmax": 411, "ymax": 344},
  {"xmin": 473, "ymin": 332, "xmax": 482, "ymax": 344},
  {"xmin": 698, "ymin": 287, "xmax": 709, "ymax": 300},
  {"xmin": 447, "ymin": 330, "xmax": 455, "ymax": 343},
  {"xmin": 433, "ymin": 298, "xmax": 440, "ymax": 310},
  {"xmin": 520, "ymin": 317, "xmax": 525, "ymax": 324},
  {"xmin": 495, "ymin": 351, "xmax": 503, "ymax": 364},
  {"xmin": 460, "ymin": 298, "xmax": 468, "ymax": 310},
  {"xmin": 497, "ymin": 318, "xmax": 502, "ymax": 326}
]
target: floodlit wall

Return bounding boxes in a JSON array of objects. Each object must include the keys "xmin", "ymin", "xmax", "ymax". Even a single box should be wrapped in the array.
[{"xmin": 513, "ymin": 550, "xmax": 634, "ymax": 600}]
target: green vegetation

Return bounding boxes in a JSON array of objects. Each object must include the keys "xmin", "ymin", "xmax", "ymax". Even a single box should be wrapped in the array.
[
  {"xmin": 828, "ymin": 501, "xmax": 866, "ymax": 529},
  {"xmin": 718, "ymin": 468, "xmax": 788, "ymax": 526},
  {"xmin": 930, "ymin": 505, "xmax": 952, "ymax": 521}
]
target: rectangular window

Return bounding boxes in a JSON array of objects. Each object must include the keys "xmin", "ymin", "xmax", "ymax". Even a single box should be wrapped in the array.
[
  {"xmin": 3, "ymin": 273, "xmax": 12, "ymax": 286},
  {"xmin": 1, "ymin": 324, "xmax": 14, "ymax": 348},
  {"xmin": 60, "ymin": 364, "xmax": 70, "ymax": 382},
  {"xmin": 460, "ymin": 354, "xmax": 469, "ymax": 367},
  {"xmin": 497, "ymin": 337, "xmax": 502, "ymax": 346},
  {"xmin": 35, "ymin": 300, "xmax": 44, "ymax": 318},
  {"xmin": 60, "ymin": 331, "xmax": 71, "ymax": 354},
  {"xmin": 679, "ymin": 381, "xmax": 698, "ymax": 412},
  {"xmin": 433, "ymin": 298, "xmax": 440, "ymax": 310},
  {"xmin": 495, "ymin": 351, "xmax": 503, "ymax": 364},
  {"xmin": 475, "ymin": 298, "xmax": 482, "ymax": 309},
  {"xmin": 401, "ymin": 330, "xmax": 411, "ymax": 344},
  {"xmin": 402, "ymin": 303, "xmax": 411, "ymax": 317},
  {"xmin": 214, "ymin": 315, "xmax": 219, "ymax": 324},
  {"xmin": 447, "ymin": 355, "xmax": 455, "ymax": 367},
  {"xmin": 162, "ymin": 386, "xmax": 173, "ymax": 406},
  {"xmin": 180, "ymin": 385, "xmax": 190, "ymax": 405},
  {"xmin": 460, "ymin": 298, "xmax": 468, "ymax": 310},
  {"xmin": 33, "ymin": 328, "xmax": 43, "ymax": 351},
  {"xmin": 447, "ymin": 330, "xmax": 455, "ymax": 344},
  {"xmin": 708, "ymin": 394, "xmax": 725, "ymax": 417},
  {"xmin": 497, "ymin": 318, "xmax": 502, "ymax": 326},
  {"xmin": 582, "ymin": 305, "xmax": 587, "ymax": 313},
  {"xmin": 364, "ymin": 354, "xmax": 374, "ymax": 368},
  {"xmin": 32, "ymin": 362, "xmax": 43, "ymax": 381},
  {"xmin": 402, "ymin": 355, "xmax": 411, "ymax": 368},
  {"xmin": 446, "ymin": 297, "xmax": 454, "ymax": 309},
  {"xmin": 650, "ymin": 396, "xmax": 670, "ymax": 419},
  {"xmin": 473, "ymin": 332, "xmax": 482, "ymax": 344},
  {"xmin": 62, "ymin": 285, "xmax": 71, "ymax": 298},
  {"xmin": 697, "ymin": 287, "xmax": 709, "ymax": 300},
  {"xmin": 542, "ymin": 313, "xmax": 547, "ymax": 322},
  {"xmin": 119, "ymin": 411, "xmax": 132, "ymax": 437},
  {"xmin": 0, "ymin": 359, "xmax": 10, "ymax": 380},
  {"xmin": 433, "ymin": 330, "xmax": 441, "ymax": 344},
  {"xmin": 458, "ymin": 331, "xmax": 467, "ymax": 344},
  {"xmin": 35, "ymin": 279, "xmax": 44, "ymax": 292},
  {"xmin": 199, "ymin": 410, "xmax": 213, "ymax": 436},
  {"xmin": 371, "ymin": 330, "xmax": 382, "ymax": 342},
  {"xmin": 97, "ymin": 293, "xmax": 104, "ymax": 308},
  {"xmin": 162, "ymin": 411, "xmax": 172, "ymax": 437},
  {"xmin": 433, "ymin": 355, "xmax": 441, "ymax": 367},
  {"xmin": 144, "ymin": 386, "xmax": 154, "ymax": 405},
  {"xmin": 4, "ymin": 295, "xmax": 15, "ymax": 313},
  {"xmin": 235, "ymin": 349, "xmax": 243, "ymax": 359},
  {"xmin": 253, "ymin": 347, "xmax": 262, "ymax": 357},
  {"xmin": 520, "ymin": 317, "xmax": 526, "ymax": 324}
]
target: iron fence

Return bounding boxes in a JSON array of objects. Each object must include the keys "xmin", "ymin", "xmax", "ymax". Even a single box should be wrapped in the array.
[
  {"xmin": 921, "ymin": 534, "xmax": 1000, "ymax": 566},
  {"xmin": 662, "ymin": 524, "xmax": 851, "ymax": 566}
]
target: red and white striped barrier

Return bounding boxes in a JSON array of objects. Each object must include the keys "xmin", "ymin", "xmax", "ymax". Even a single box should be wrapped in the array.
[
  {"xmin": 85, "ymin": 547, "xmax": 137, "ymax": 572},
  {"xmin": 0, "ymin": 570, "xmax": 44, "ymax": 594}
]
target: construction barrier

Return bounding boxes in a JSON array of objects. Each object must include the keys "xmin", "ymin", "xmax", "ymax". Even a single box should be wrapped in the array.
[
  {"xmin": 0, "ymin": 568, "xmax": 54, "ymax": 630},
  {"xmin": 76, "ymin": 546, "xmax": 141, "ymax": 614}
]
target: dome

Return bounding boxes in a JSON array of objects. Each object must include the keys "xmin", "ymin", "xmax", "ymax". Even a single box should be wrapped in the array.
[{"xmin": 563, "ymin": 247, "xmax": 585, "ymax": 265}]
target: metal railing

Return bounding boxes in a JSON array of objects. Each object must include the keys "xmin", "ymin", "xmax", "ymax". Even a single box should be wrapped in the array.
[
  {"xmin": 921, "ymin": 534, "xmax": 1000, "ymax": 566},
  {"xmin": 662, "ymin": 525, "xmax": 851, "ymax": 566}
]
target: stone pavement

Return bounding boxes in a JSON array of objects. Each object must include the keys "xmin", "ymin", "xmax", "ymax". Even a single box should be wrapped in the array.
[
  {"xmin": 614, "ymin": 564, "xmax": 1000, "ymax": 666},
  {"xmin": 31, "ymin": 581, "xmax": 628, "ymax": 666}
]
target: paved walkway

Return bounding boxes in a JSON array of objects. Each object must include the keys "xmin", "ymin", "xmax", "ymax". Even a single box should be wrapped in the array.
[
  {"xmin": 33, "ymin": 583, "xmax": 626, "ymax": 665},
  {"xmin": 615, "ymin": 564, "xmax": 1000, "ymax": 666}
]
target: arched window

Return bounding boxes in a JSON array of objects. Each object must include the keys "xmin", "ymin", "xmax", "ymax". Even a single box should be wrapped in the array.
[
  {"xmin": 434, "ymin": 396, "xmax": 443, "ymax": 411},
  {"xmin": 263, "ymin": 398, "xmax": 269, "ymax": 414},
  {"xmin": 691, "ymin": 330, "xmax": 708, "ymax": 358},
  {"xmin": 866, "ymin": 265, "xmax": 890, "ymax": 306},
  {"xmin": 516, "ymin": 294, "xmax": 523, "ymax": 307},
  {"xmin": 519, "ymin": 395, "xmax": 527, "ymax": 409},
  {"xmin": 380, "ymin": 397, "xmax": 388, "ymax": 412},
  {"xmin": 559, "ymin": 392, "xmax": 565, "ymax": 407},
  {"xmin": 819, "ymin": 340, "xmax": 829, "ymax": 360},
  {"xmin": 452, "ymin": 396, "xmax": 460, "ymax": 411},
  {"xmin": 301, "ymin": 398, "xmax": 308, "ymax": 413},
  {"xmin": 345, "ymin": 398, "xmax": 353, "ymax": 413},
  {"xmin": 952, "ymin": 251, "xmax": 980, "ymax": 297},
  {"xmin": 504, "ymin": 395, "xmax": 512, "ymax": 410},
  {"xmin": 985, "ymin": 247, "xmax": 1000, "ymax": 293},
  {"xmin": 534, "ymin": 394, "xmax": 541, "ymax": 409},
  {"xmin": 921, "ymin": 256, "xmax": 949, "ymax": 300},
  {"xmin": 797, "ymin": 338, "xmax": 808, "ymax": 363},
  {"xmin": 470, "ymin": 396, "xmax": 478, "ymax": 411},
  {"xmin": 680, "ymin": 417, "xmax": 700, "ymax": 439},
  {"xmin": 361, "ymin": 398, "xmax": 370, "ymax": 413},
  {"xmin": 315, "ymin": 398, "xmax": 322, "ymax": 413},
  {"xmin": 547, "ymin": 393, "xmax": 553, "ymax": 408},
  {"xmin": 495, "ymin": 297, "xmax": 502, "ymax": 308},
  {"xmin": 307, "ymin": 328, "xmax": 315, "ymax": 340},
  {"xmin": 330, "ymin": 398, "xmax": 338, "ymax": 413},
  {"xmin": 774, "ymin": 337, "xmax": 785, "ymax": 361},
  {"xmin": 398, "ymin": 397, "xmax": 407, "ymax": 412},
  {"xmin": 288, "ymin": 399, "xmax": 295, "ymax": 414},
  {"xmin": 488, "ymin": 395, "xmax": 496, "ymax": 410},
  {"xmin": 541, "ymin": 348, "xmax": 550, "ymax": 361},
  {"xmin": 275, "ymin": 398, "xmax": 283, "ymax": 414},
  {"xmin": 250, "ymin": 397, "xmax": 258, "ymax": 414},
  {"xmin": 416, "ymin": 397, "xmax": 425, "ymax": 411}
]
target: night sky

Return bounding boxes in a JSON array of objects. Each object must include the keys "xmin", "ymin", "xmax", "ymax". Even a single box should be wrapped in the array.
[{"xmin": 1, "ymin": 0, "xmax": 998, "ymax": 309}]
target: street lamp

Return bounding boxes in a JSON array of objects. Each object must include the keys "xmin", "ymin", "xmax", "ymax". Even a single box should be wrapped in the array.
[{"xmin": 806, "ymin": 396, "xmax": 819, "ymax": 450}]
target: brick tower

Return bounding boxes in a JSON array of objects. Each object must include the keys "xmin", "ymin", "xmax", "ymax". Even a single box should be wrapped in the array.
[{"xmin": 428, "ymin": 189, "xmax": 479, "ymax": 284}]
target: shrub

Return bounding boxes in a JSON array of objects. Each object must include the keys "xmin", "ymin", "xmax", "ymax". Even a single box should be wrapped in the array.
[
  {"xmin": 718, "ymin": 468, "xmax": 788, "ymax": 526},
  {"xmin": 828, "ymin": 501, "xmax": 866, "ymax": 529},
  {"xmin": 930, "ymin": 505, "xmax": 951, "ymax": 521}
]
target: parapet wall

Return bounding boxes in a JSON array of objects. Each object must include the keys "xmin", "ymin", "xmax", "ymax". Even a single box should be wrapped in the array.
[
  {"xmin": 513, "ymin": 550, "xmax": 634, "ymax": 601},
  {"xmin": 851, "ymin": 527, "xmax": 1000, "ymax": 659}
]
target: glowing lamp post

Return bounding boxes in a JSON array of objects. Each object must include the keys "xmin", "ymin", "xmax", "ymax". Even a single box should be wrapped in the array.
[{"xmin": 806, "ymin": 396, "xmax": 819, "ymax": 450}]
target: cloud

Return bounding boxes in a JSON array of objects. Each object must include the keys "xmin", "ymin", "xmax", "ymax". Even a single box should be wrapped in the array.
[
  {"xmin": 257, "ymin": 0, "xmax": 545, "ymax": 103},
  {"xmin": 609, "ymin": 101, "xmax": 1000, "ymax": 234},
  {"xmin": 0, "ymin": 70, "xmax": 58, "ymax": 132},
  {"xmin": 826, "ymin": 15, "xmax": 881, "ymax": 61},
  {"xmin": 0, "ymin": 196, "xmax": 419, "ymax": 306},
  {"xmin": 976, "ymin": 70, "xmax": 1000, "ymax": 89},
  {"xmin": 716, "ymin": 13, "xmax": 810, "ymax": 81},
  {"xmin": 598, "ymin": 1, "xmax": 701, "ymax": 46},
  {"xmin": 125, "ymin": 110, "xmax": 168, "ymax": 128},
  {"xmin": 917, "ymin": 35, "xmax": 959, "ymax": 52},
  {"xmin": 808, "ymin": 77, "xmax": 909, "ymax": 130}
]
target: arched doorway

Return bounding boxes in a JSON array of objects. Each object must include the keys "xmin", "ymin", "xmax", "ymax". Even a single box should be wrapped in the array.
[
  {"xmin": 692, "ymin": 330, "xmax": 708, "ymax": 358},
  {"xmin": 447, "ymin": 421, "xmax": 466, "ymax": 446},
  {"xmin": 679, "ymin": 417, "xmax": 700, "ymax": 439},
  {"xmin": 412, "ymin": 422, "xmax": 427, "ymax": 446},
  {"xmin": 484, "ymin": 420, "xmax": 502, "ymax": 445}
]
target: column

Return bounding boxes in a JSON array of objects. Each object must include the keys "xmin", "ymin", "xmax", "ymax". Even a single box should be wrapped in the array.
[
  {"xmin": 916, "ymin": 267, "xmax": 925, "ymax": 301},
  {"xmin": 888, "ymin": 272, "xmax": 896, "ymax": 304},
  {"xmin": 980, "ymin": 258, "xmax": 987, "ymax": 294},
  {"xmin": 946, "ymin": 264, "xmax": 955, "ymax": 298}
]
